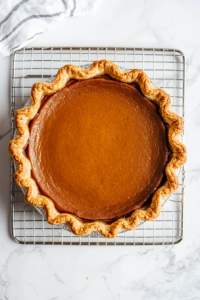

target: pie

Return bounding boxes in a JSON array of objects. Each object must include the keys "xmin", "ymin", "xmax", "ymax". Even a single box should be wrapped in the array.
[{"xmin": 9, "ymin": 60, "xmax": 187, "ymax": 238}]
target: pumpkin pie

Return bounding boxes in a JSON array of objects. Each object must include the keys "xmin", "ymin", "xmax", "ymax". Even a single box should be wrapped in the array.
[{"xmin": 9, "ymin": 60, "xmax": 187, "ymax": 238}]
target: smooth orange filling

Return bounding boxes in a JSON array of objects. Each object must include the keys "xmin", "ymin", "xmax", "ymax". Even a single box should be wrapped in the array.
[{"xmin": 28, "ymin": 77, "xmax": 169, "ymax": 222}]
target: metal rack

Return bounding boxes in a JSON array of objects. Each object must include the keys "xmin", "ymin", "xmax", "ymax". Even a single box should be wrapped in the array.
[{"xmin": 11, "ymin": 47, "xmax": 185, "ymax": 245}]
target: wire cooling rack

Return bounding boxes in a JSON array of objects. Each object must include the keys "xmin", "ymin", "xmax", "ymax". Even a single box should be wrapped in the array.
[{"xmin": 11, "ymin": 47, "xmax": 185, "ymax": 245}]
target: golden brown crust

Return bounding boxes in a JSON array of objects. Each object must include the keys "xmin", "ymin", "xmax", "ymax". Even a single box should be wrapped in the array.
[{"xmin": 9, "ymin": 60, "xmax": 187, "ymax": 238}]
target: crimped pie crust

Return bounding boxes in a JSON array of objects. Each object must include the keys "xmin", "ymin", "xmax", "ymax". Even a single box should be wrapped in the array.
[{"xmin": 9, "ymin": 60, "xmax": 187, "ymax": 238}]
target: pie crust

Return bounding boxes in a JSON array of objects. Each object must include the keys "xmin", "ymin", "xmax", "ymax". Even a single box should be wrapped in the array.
[{"xmin": 9, "ymin": 60, "xmax": 187, "ymax": 238}]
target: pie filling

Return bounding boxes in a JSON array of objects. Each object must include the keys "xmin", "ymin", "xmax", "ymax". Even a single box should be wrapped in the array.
[{"xmin": 27, "ymin": 76, "xmax": 169, "ymax": 222}]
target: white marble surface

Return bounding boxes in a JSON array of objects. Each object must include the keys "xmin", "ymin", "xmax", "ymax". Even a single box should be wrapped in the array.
[{"xmin": 0, "ymin": 0, "xmax": 199, "ymax": 299}]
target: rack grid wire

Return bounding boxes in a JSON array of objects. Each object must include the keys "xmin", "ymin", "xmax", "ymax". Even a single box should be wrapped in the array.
[{"xmin": 11, "ymin": 47, "xmax": 185, "ymax": 245}]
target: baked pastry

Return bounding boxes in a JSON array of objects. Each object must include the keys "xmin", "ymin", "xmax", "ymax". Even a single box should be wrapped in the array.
[{"xmin": 9, "ymin": 60, "xmax": 187, "ymax": 238}]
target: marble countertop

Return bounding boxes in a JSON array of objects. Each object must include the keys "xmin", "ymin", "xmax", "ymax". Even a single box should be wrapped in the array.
[{"xmin": 0, "ymin": 0, "xmax": 199, "ymax": 299}]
